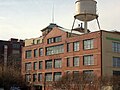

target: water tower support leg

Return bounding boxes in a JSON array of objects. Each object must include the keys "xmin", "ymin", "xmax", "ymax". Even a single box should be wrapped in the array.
[
  {"xmin": 96, "ymin": 18, "xmax": 101, "ymax": 30},
  {"xmin": 84, "ymin": 20, "xmax": 88, "ymax": 33},
  {"xmin": 71, "ymin": 18, "xmax": 76, "ymax": 33}
]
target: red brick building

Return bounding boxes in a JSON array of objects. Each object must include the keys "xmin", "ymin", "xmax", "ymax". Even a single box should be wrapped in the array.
[{"xmin": 22, "ymin": 23, "xmax": 120, "ymax": 90}]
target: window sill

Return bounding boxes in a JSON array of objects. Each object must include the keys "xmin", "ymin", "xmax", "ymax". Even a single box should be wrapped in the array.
[
  {"xmin": 54, "ymin": 67, "xmax": 62, "ymax": 69},
  {"xmin": 83, "ymin": 65, "xmax": 95, "ymax": 66},
  {"xmin": 84, "ymin": 48, "xmax": 95, "ymax": 51}
]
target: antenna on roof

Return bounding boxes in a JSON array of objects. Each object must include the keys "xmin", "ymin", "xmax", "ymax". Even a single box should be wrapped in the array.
[{"xmin": 52, "ymin": 1, "xmax": 55, "ymax": 23}]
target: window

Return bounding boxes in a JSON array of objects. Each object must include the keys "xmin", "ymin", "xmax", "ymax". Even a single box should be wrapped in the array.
[
  {"xmin": 83, "ymin": 70, "xmax": 93, "ymax": 75},
  {"xmin": 48, "ymin": 38, "xmax": 54, "ymax": 44},
  {"xmin": 83, "ymin": 55, "xmax": 94, "ymax": 65},
  {"xmin": 54, "ymin": 58, "xmax": 62, "ymax": 68},
  {"xmin": 73, "ymin": 41, "xmax": 79, "ymax": 51},
  {"xmin": 112, "ymin": 42, "xmax": 120, "ymax": 53},
  {"xmin": 39, "ymin": 48, "xmax": 43, "ymax": 56},
  {"xmin": 33, "ymin": 39, "xmax": 35, "ymax": 44},
  {"xmin": 45, "ymin": 60, "xmax": 52, "ymax": 69},
  {"xmin": 25, "ymin": 74, "xmax": 31, "ymax": 82},
  {"xmin": 54, "ymin": 72, "xmax": 61, "ymax": 81},
  {"xmin": 46, "ymin": 44, "xmax": 64, "ymax": 55},
  {"xmin": 54, "ymin": 36, "xmax": 62, "ymax": 43},
  {"xmin": 38, "ymin": 73, "xmax": 42, "ymax": 81},
  {"xmin": 25, "ymin": 50, "xmax": 32, "ymax": 59},
  {"xmin": 73, "ymin": 57, "xmax": 79, "ymax": 67},
  {"xmin": 34, "ymin": 49, "xmax": 38, "ymax": 57},
  {"xmin": 73, "ymin": 71, "xmax": 79, "ymax": 75},
  {"xmin": 73, "ymin": 71, "xmax": 79, "ymax": 78},
  {"xmin": 67, "ymin": 58, "xmax": 70, "ymax": 67},
  {"xmin": 37, "ymin": 40, "xmax": 40, "ymax": 44},
  {"xmin": 66, "ymin": 71, "xmax": 70, "ymax": 75},
  {"xmin": 12, "ymin": 44, "xmax": 20, "ymax": 49},
  {"xmin": 84, "ymin": 39, "xmax": 94, "ymax": 50},
  {"xmin": 83, "ymin": 70, "xmax": 94, "ymax": 81},
  {"xmin": 83, "ymin": 70, "xmax": 94, "ymax": 78},
  {"xmin": 113, "ymin": 57, "xmax": 120, "ymax": 67},
  {"xmin": 47, "ymin": 36, "xmax": 62, "ymax": 44},
  {"xmin": 113, "ymin": 71, "xmax": 120, "ymax": 76},
  {"xmin": 33, "ymin": 74, "xmax": 37, "ymax": 82},
  {"xmin": 33, "ymin": 62, "xmax": 37, "ymax": 70},
  {"xmin": 12, "ymin": 50, "xmax": 20, "ymax": 54},
  {"xmin": 25, "ymin": 63, "xmax": 32, "ymax": 71},
  {"xmin": 67, "ymin": 43, "xmax": 70, "ymax": 52},
  {"xmin": 45, "ymin": 73, "xmax": 52, "ymax": 81},
  {"xmin": 39, "ymin": 61, "xmax": 43, "ymax": 69}
]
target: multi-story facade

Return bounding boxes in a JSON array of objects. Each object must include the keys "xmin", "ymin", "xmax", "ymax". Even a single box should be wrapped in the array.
[
  {"xmin": 0, "ymin": 38, "xmax": 24, "ymax": 69},
  {"xmin": 102, "ymin": 31, "xmax": 120, "ymax": 76},
  {"xmin": 22, "ymin": 23, "xmax": 120, "ymax": 90}
]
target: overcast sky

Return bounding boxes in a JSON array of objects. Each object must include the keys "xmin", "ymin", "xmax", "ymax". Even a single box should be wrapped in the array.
[{"xmin": 0, "ymin": 0, "xmax": 120, "ymax": 40}]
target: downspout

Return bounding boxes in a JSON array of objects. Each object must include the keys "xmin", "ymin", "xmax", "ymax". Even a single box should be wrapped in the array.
[{"xmin": 100, "ymin": 30, "xmax": 103, "ymax": 76}]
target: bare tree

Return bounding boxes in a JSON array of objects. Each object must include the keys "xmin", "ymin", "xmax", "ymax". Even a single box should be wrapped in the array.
[
  {"xmin": 52, "ymin": 73, "xmax": 99, "ymax": 90},
  {"xmin": 0, "ymin": 51, "xmax": 28, "ymax": 89},
  {"xmin": 52, "ymin": 73, "xmax": 120, "ymax": 90},
  {"xmin": 100, "ymin": 76, "xmax": 120, "ymax": 90},
  {"xmin": 7, "ymin": 54, "xmax": 21, "ymax": 70},
  {"xmin": 0, "ymin": 63, "xmax": 27, "ymax": 90}
]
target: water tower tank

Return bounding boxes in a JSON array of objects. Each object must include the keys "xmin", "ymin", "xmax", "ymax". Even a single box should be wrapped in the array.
[{"xmin": 75, "ymin": 0, "xmax": 98, "ymax": 21}]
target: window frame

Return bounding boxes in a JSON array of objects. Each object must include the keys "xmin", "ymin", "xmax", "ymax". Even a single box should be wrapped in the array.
[
  {"xmin": 25, "ymin": 62, "xmax": 32, "ymax": 71},
  {"xmin": 113, "ymin": 57, "xmax": 120, "ymax": 67},
  {"xmin": 73, "ymin": 57, "xmax": 79, "ymax": 67},
  {"xmin": 39, "ymin": 48, "xmax": 43, "ymax": 56},
  {"xmin": 25, "ymin": 74, "xmax": 31, "ymax": 82},
  {"xmin": 66, "ymin": 58, "xmax": 70, "ymax": 67},
  {"xmin": 73, "ymin": 41, "xmax": 80, "ymax": 51},
  {"xmin": 33, "ymin": 74, "xmax": 37, "ymax": 82},
  {"xmin": 113, "ymin": 71, "xmax": 120, "ymax": 76},
  {"xmin": 47, "ymin": 36, "xmax": 62, "ymax": 44},
  {"xmin": 112, "ymin": 42, "xmax": 120, "ymax": 53},
  {"xmin": 45, "ymin": 73, "xmax": 52, "ymax": 81},
  {"xmin": 33, "ymin": 62, "xmax": 37, "ymax": 70},
  {"xmin": 54, "ymin": 58, "xmax": 62, "ymax": 68},
  {"xmin": 46, "ymin": 44, "xmax": 64, "ymax": 55},
  {"xmin": 45, "ymin": 60, "xmax": 52, "ymax": 69},
  {"xmin": 25, "ymin": 50, "xmax": 32, "ymax": 59},
  {"xmin": 38, "ymin": 73, "xmax": 42, "ymax": 82},
  {"xmin": 39, "ymin": 61, "xmax": 43, "ymax": 69},
  {"xmin": 83, "ymin": 39, "xmax": 94, "ymax": 50},
  {"xmin": 54, "ymin": 72, "xmax": 62, "ymax": 81},
  {"xmin": 67, "ymin": 43, "xmax": 70, "ymax": 52},
  {"xmin": 34, "ymin": 49, "xmax": 38, "ymax": 58},
  {"xmin": 83, "ymin": 55, "xmax": 94, "ymax": 66}
]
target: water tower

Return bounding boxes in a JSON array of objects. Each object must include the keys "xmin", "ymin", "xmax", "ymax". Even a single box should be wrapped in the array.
[{"xmin": 72, "ymin": 0, "xmax": 100, "ymax": 33}]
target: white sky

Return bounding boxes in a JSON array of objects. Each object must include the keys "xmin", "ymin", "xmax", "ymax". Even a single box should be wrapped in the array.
[{"xmin": 0, "ymin": 0, "xmax": 120, "ymax": 40}]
